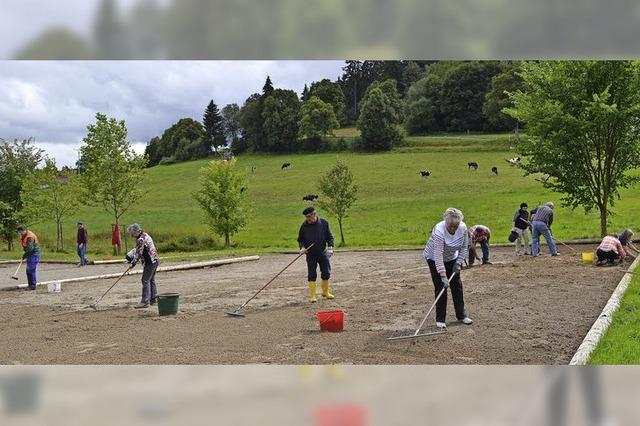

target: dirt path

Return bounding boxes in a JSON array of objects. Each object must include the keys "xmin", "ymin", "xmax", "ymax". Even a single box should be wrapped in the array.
[{"xmin": 0, "ymin": 246, "xmax": 626, "ymax": 364}]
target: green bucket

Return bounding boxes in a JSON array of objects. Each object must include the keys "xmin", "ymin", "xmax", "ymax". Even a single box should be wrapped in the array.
[{"xmin": 157, "ymin": 292, "xmax": 180, "ymax": 316}]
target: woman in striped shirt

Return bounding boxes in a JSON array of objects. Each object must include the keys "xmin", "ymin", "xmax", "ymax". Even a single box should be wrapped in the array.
[{"xmin": 423, "ymin": 208, "xmax": 473, "ymax": 329}]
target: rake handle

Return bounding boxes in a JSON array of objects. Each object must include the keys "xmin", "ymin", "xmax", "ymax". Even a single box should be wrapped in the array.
[
  {"xmin": 238, "ymin": 243, "xmax": 315, "ymax": 310},
  {"xmin": 524, "ymin": 218, "xmax": 577, "ymax": 253},
  {"xmin": 12, "ymin": 258, "xmax": 24, "ymax": 278},
  {"xmin": 414, "ymin": 272, "xmax": 457, "ymax": 335},
  {"xmin": 92, "ymin": 265, "xmax": 134, "ymax": 306}
]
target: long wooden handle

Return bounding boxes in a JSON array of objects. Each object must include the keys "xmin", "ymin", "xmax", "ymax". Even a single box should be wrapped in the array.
[
  {"xmin": 415, "ymin": 272, "xmax": 457, "ymax": 335},
  {"xmin": 239, "ymin": 243, "xmax": 315, "ymax": 309}
]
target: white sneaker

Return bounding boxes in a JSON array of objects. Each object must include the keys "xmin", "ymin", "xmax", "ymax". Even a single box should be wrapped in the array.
[
  {"xmin": 436, "ymin": 321, "xmax": 447, "ymax": 329},
  {"xmin": 460, "ymin": 317, "xmax": 473, "ymax": 325}
]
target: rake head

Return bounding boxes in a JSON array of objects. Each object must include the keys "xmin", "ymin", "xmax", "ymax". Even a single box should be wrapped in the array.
[
  {"xmin": 386, "ymin": 330, "xmax": 446, "ymax": 341},
  {"xmin": 88, "ymin": 303, "xmax": 98, "ymax": 310},
  {"xmin": 225, "ymin": 310, "xmax": 245, "ymax": 318}
]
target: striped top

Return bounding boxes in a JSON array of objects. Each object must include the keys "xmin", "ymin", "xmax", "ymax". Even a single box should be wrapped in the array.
[
  {"xmin": 423, "ymin": 221, "xmax": 469, "ymax": 274},
  {"xmin": 598, "ymin": 236, "xmax": 626, "ymax": 260},
  {"xmin": 532, "ymin": 205, "xmax": 553, "ymax": 226},
  {"xmin": 469, "ymin": 225, "xmax": 491, "ymax": 242}
]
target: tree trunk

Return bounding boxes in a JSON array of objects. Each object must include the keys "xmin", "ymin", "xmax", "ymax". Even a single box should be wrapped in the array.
[
  {"xmin": 225, "ymin": 233, "xmax": 230, "ymax": 247},
  {"xmin": 599, "ymin": 207, "xmax": 608, "ymax": 237},
  {"xmin": 338, "ymin": 218, "xmax": 345, "ymax": 246}
]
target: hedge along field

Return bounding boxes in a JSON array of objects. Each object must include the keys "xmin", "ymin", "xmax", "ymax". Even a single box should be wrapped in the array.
[{"xmin": 5, "ymin": 133, "xmax": 640, "ymax": 258}]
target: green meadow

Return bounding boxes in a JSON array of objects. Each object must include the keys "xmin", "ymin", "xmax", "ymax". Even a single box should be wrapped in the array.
[{"xmin": 3, "ymin": 132, "xmax": 640, "ymax": 260}]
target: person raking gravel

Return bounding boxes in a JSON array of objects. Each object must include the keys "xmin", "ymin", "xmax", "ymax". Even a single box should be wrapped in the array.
[
  {"xmin": 297, "ymin": 207, "xmax": 335, "ymax": 303},
  {"xmin": 125, "ymin": 223, "xmax": 159, "ymax": 309}
]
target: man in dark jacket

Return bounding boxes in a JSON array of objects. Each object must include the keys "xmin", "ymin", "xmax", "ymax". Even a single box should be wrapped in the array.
[
  {"xmin": 76, "ymin": 221, "xmax": 89, "ymax": 266},
  {"xmin": 297, "ymin": 207, "xmax": 335, "ymax": 302}
]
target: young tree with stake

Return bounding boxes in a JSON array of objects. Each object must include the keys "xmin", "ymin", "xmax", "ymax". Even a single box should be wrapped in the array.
[
  {"xmin": 80, "ymin": 113, "xmax": 147, "ymax": 254},
  {"xmin": 317, "ymin": 159, "xmax": 358, "ymax": 246},
  {"xmin": 193, "ymin": 158, "xmax": 248, "ymax": 247},
  {"xmin": 21, "ymin": 158, "xmax": 80, "ymax": 251},
  {"xmin": 506, "ymin": 61, "xmax": 640, "ymax": 236}
]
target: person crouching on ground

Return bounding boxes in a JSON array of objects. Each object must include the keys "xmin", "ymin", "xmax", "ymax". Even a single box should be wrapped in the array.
[
  {"xmin": 513, "ymin": 202, "xmax": 531, "ymax": 255},
  {"xmin": 468, "ymin": 224, "xmax": 492, "ymax": 266},
  {"xmin": 17, "ymin": 225, "xmax": 40, "ymax": 291},
  {"xmin": 126, "ymin": 223, "xmax": 159, "ymax": 309},
  {"xmin": 297, "ymin": 207, "xmax": 335, "ymax": 303},
  {"xmin": 531, "ymin": 202, "xmax": 558, "ymax": 257},
  {"xmin": 423, "ymin": 207, "xmax": 473, "ymax": 329},
  {"xmin": 595, "ymin": 235, "xmax": 626, "ymax": 266},
  {"xmin": 618, "ymin": 229, "xmax": 638, "ymax": 258}
]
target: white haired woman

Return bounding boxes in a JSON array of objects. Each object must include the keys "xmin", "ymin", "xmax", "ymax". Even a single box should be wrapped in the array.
[
  {"xmin": 125, "ymin": 223, "xmax": 159, "ymax": 309},
  {"xmin": 422, "ymin": 208, "xmax": 473, "ymax": 329}
]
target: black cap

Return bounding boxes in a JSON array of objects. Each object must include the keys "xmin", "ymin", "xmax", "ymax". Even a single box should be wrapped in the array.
[{"xmin": 302, "ymin": 207, "xmax": 315, "ymax": 216}]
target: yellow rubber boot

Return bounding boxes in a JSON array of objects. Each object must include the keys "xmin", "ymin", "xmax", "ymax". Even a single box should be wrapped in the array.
[
  {"xmin": 308, "ymin": 281, "xmax": 317, "ymax": 303},
  {"xmin": 321, "ymin": 279, "xmax": 334, "ymax": 299}
]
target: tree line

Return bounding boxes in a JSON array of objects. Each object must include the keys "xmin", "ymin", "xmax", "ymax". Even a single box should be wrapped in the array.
[{"xmin": 141, "ymin": 60, "xmax": 524, "ymax": 165}]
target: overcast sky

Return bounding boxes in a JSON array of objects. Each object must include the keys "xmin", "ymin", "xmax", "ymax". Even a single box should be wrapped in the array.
[{"xmin": 0, "ymin": 61, "xmax": 345, "ymax": 166}]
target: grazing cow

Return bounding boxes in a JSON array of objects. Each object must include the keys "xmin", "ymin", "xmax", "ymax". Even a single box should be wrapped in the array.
[
  {"xmin": 302, "ymin": 194, "xmax": 319, "ymax": 202},
  {"xmin": 468, "ymin": 162, "xmax": 479, "ymax": 170},
  {"xmin": 251, "ymin": 165, "xmax": 256, "ymax": 174},
  {"xmin": 420, "ymin": 170, "xmax": 431, "ymax": 177},
  {"xmin": 281, "ymin": 162, "xmax": 291, "ymax": 170},
  {"xmin": 491, "ymin": 166, "xmax": 498, "ymax": 175},
  {"xmin": 506, "ymin": 157, "xmax": 521, "ymax": 167}
]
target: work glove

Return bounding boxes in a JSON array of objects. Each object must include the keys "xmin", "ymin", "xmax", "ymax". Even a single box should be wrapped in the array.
[
  {"xmin": 78, "ymin": 243, "xmax": 83, "ymax": 249},
  {"xmin": 299, "ymin": 246, "xmax": 307, "ymax": 255},
  {"xmin": 327, "ymin": 247, "xmax": 334, "ymax": 258},
  {"xmin": 453, "ymin": 262, "xmax": 462, "ymax": 274},
  {"xmin": 441, "ymin": 275, "xmax": 450, "ymax": 288}
]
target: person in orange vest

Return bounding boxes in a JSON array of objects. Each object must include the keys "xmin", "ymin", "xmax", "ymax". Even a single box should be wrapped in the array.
[{"xmin": 17, "ymin": 225, "xmax": 40, "ymax": 290}]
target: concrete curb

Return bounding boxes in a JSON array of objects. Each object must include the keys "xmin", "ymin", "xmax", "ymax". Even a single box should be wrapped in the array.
[
  {"xmin": 0, "ymin": 255, "xmax": 260, "ymax": 291},
  {"xmin": 568, "ymin": 256, "xmax": 640, "ymax": 365}
]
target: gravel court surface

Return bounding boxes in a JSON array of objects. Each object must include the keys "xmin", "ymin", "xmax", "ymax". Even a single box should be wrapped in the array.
[{"xmin": 0, "ymin": 245, "xmax": 627, "ymax": 364}]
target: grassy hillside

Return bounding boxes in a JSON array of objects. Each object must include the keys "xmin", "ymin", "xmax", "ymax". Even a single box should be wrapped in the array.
[{"xmin": 4, "ymin": 132, "xmax": 640, "ymax": 259}]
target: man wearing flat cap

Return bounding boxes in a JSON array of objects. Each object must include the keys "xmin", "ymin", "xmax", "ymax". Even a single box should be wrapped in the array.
[{"xmin": 297, "ymin": 206, "xmax": 335, "ymax": 302}]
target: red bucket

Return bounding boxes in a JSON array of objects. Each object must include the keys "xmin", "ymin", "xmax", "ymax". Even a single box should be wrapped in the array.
[{"xmin": 316, "ymin": 310, "xmax": 344, "ymax": 332}]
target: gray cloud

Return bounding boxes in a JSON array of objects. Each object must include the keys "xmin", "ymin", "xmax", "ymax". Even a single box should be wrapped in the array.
[{"xmin": 0, "ymin": 60, "xmax": 344, "ymax": 166}]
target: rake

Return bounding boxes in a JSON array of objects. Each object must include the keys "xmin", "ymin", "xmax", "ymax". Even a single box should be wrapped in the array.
[
  {"xmin": 10, "ymin": 259, "xmax": 23, "ymax": 280},
  {"xmin": 522, "ymin": 218, "xmax": 578, "ymax": 254},
  {"xmin": 87, "ymin": 264, "xmax": 134, "ymax": 310},
  {"xmin": 387, "ymin": 272, "xmax": 457, "ymax": 341},
  {"xmin": 226, "ymin": 243, "xmax": 314, "ymax": 317}
]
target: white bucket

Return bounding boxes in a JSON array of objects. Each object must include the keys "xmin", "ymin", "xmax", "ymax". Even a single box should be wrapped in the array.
[{"xmin": 47, "ymin": 282, "xmax": 61, "ymax": 293}]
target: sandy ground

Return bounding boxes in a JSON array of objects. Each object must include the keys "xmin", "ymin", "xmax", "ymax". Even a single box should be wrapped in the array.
[{"xmin": 0, "ymin": 246, "xmax": 628, "ymax": 364}]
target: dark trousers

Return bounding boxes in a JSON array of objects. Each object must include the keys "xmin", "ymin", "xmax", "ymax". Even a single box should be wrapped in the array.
[
  {"xmin": 427, "ymin": 259, "xmax": 466, "ymax": 322},
  {"xmin": 468, "ymin": 239, "xmax": 490, "ymax": 266},
  {"xmin": 596, "ymin": 249, "xmax": 619, "ymax": 264},
  {"xmin": 141, "ymin": 261, "xmax": 158, "ymax": 304},
  {"xmin": 306, "ymin": 252, "xmax": 331, "ymax": 281},
  {"xmin": 26, "ymin": 255, "xmax": 40, "ymax": 290}
]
